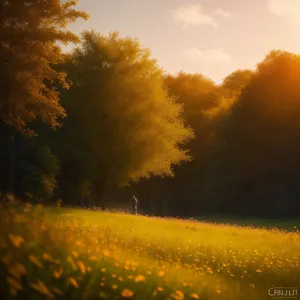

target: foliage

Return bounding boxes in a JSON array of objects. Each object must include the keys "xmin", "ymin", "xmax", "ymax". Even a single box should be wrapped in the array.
[
  {"xmin": 144, "ymin": 73, "xmax": 229, "ymax": 215},
  {"xmin": 220, "ymin": 69, "xmax": 254, "ymax": 98},
  {"xmin": 199, "ymin": 50, "xmax": 300, "ymax": 216},
  {"xmin": 19, "ymin": 146, "xmax": 60, "ymax": 201},
  {"xmin": 56, "ymin": 31, "xmax": 194, "ymax": 202},
  {"xmin": 165, "ymin": 72, "xmax": 219, "ymax": 152},
  {"xmin": 0, "ymin": 0, "xmax": 88, "ymax": 135}
]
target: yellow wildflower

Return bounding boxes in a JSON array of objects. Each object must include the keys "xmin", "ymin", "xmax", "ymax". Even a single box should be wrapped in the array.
[
  {"xmin": 134, "ymin": 275, "xmax": 145, "ymax": 282},
  {"xmin": 158, "ymin": 271, "xmax": 165, "ymax": 277},
  {"xmin": 121, "ymin": 289, "xmax": 134, "ymax": 298},
  {"xmin": 72, "ymin": 250, "xmax": 79, "ymax": 258}
]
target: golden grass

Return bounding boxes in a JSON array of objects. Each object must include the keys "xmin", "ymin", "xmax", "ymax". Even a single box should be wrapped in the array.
[{"xmin": 0, "ymin": 204, "xmax": 299, "ymax": 300}]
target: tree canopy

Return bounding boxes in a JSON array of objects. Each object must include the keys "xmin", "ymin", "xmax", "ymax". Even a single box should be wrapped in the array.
[
  {"xmin": 199, "ymin": 50, "xmax": 300, "ymax": 216},
  {"xmin": 0, "ymin": 0, "xmax": 88, "ymax": 135},
  {"xmin": 54, "ymin": 31, "xmax": 194, "ymax": 204}
]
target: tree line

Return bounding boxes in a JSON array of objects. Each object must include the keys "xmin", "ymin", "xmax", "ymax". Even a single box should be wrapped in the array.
[{"xmin": 1, "ymin": 0, "xmax": 300, "ymax": 217}]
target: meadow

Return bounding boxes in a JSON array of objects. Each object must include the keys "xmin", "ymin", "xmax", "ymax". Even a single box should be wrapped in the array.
[{"xmin": 0, "ymin": 204, "xmax": 299, "ymax": 300}]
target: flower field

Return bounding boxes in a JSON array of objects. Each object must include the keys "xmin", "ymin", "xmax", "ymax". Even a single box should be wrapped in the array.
[{"xmin": 0, "ymin": 204, "xmax": 299, "ymax": 300}]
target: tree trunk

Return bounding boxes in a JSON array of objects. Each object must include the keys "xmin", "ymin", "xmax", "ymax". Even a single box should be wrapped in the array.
[{"xmin": 7, "ymin": 126, "xmax": 15, "ymax": 195}]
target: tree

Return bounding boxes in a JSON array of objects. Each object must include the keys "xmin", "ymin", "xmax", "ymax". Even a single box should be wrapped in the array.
[
  {"xmin": 56, "ymin": 31, "xmax": 194, "ymax": 205},
  {"xmin": 0, "ymin": 0, "xmax": 88, "ymax": 193},
  {"xmin": 165, "ymin": 72, "xmax": 218, "ymax": 122},
  {"xmin": 200, "ymin": 50, "xmax": 300, "ymax": 216},
  {"xmin": 165, "ymin": 72, "xmax": 220, "ymax": 156},
  {"xmin": 0, "ymin": 0, "xmax": 88, "ymax": 134},
  {"xmin": 19, "ymin": 146, "xmax": 60, "ymax": 202},
  {"xmin": 135, "ymin": 73, "xmax": 221, "ymax": 215},
  {"xmin": 220, "ymin": 69, "xmax": 254, "ymax": 98}
]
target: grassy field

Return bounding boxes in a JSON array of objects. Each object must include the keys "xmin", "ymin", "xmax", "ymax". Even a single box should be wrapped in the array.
[
  {"xmin": 196, "ymin": 215, "xmax": 300, "ymax": 232},
  {"xmin": 0, "ymin": 205, "xmax": 299, "ymax": 300}
]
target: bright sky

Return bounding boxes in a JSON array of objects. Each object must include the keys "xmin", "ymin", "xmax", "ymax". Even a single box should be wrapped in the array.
[{"xmin": 67, "ymin": 0, "xmax": 300, "ymax": 83}]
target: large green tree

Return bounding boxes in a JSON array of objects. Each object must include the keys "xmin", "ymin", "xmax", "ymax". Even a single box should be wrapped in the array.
[{"xmin": 56, "ymin": 31, "xmax": 194, "ymax": 205}]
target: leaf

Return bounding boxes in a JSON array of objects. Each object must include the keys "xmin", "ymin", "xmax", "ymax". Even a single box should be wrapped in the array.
[
  {"xmin": 77, "ymin": 261, "xmax": 86, "ymax": 274},
  {"xmin": 52, "ymin": 287, "xmax": 63, "ymax": 295},
  {"xmin": 29, "ymin": 255, "xmax": 43, "ymax": 268},
  {"xmin": 53, "ymin": 268, "xmax": 63, "ymax": 279},
  {"xmin": 7, "ymin": 276, "xmax": 23, "ymax": 291},
  {"xmin": 69, "ymin": 277, "xmax": 79, "ymax": 288},
  {"xmin": 30, "ymin": 280, "xmax": 54, "ymax": 298},
  {"xmin": 42, "ymin": 253, "xmax": 54, "ymax": 262},
  {"xmin": 8, "ymin": 264, "xmax": 27, "ymax": 280},
  {"xmin": 67, "ymin": 256, "xmax": 77, "ymax": 270},
  {"xmin": 1, "ymin": 254, "xmax": 13, "ymax": 265},
  {"xmin": 9, "ymin": 234, "xmax": 24, "ymax": 248}
]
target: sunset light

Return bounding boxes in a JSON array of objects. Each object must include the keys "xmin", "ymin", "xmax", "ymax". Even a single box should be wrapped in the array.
[{"xmin": 1, "ymin": 1, "xmax": 300, "ymax": 300}]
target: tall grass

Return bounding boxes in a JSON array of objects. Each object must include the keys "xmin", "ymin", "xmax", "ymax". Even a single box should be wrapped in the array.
[{"xmin": 0, "ymin": 204, "xmax": 299, "ymax": 300}]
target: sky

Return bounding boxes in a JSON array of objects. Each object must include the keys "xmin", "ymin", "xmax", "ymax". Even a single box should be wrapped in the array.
[{"xmin": 67, "ymin": 0, "xmax": 300, "ymax": 84}]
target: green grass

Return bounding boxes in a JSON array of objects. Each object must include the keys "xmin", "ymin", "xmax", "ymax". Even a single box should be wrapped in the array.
[
  {"xmin": 196, "ymin": 215, "xmax": 300, "ymax": 231},
  {"xmin": 0, "ymin": 204, "xmax": 299, "ymax": 300}
]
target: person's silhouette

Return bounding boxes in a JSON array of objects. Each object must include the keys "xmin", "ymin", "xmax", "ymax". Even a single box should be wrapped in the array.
[{"xmin": 131, "ymin": 195, "xmax": 138, "ymax": 215}]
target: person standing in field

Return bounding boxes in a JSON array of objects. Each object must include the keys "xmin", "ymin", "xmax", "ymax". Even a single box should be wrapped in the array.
[{"xmin": 132, "ymin": 195, "xmax": 139, "ymax": 215}]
